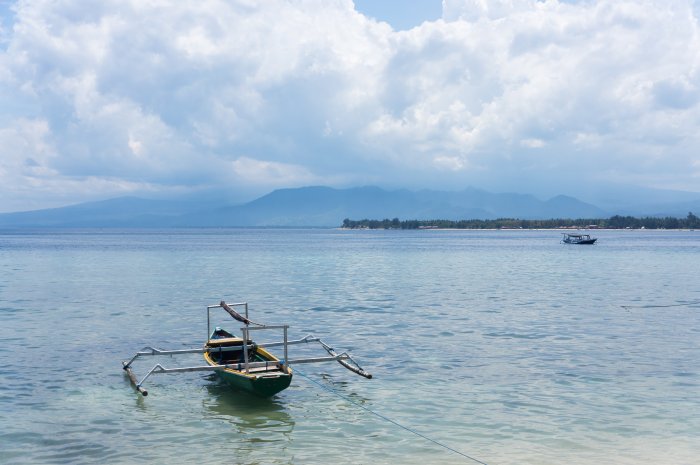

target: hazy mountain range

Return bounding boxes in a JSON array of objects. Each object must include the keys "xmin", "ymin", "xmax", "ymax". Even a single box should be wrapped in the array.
[{"xmin": 1, "ymin": 185, "xmax": 699, "ymax": 228}]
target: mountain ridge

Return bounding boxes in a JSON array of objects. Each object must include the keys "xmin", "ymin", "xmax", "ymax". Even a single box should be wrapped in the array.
[{"xmin": 0, "ymin": 185, "xmax": 698, "ymax": 228}]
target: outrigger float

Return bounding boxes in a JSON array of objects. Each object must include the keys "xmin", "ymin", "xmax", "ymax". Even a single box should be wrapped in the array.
[{"xmin": 123, "ymin": 301, "xmax": 372, "ymax": 397}]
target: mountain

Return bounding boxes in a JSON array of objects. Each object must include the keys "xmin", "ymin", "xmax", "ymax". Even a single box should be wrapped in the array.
[
  {"xmin": 183, "ymin": 186, "xmax": 606, "ymax": 226},
  {"xmin": 0, "ymin": 186, "xmax": 610, "ymax": 228},
  {"xmin": 617, "ymin": 199, "xmax": 700, "ymax": 218},
  {"xmin": 571, "ymin": 184, "xmax": 700, "ymax": 213},
  {"xmin": 0, "ymin": 197, "xmax": 203, "ymax": 228}
]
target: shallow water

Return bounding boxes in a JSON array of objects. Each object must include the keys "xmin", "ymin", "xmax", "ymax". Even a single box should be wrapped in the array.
[{"xmin": 0, "ymin": 229, "xmax": 698, "ymax": 465}]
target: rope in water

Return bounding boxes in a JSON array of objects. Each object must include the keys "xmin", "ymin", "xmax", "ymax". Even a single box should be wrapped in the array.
[
  {"xmin": 621, "ymin": 300, "xmax": 700, "ymax": 309},
  {"xmin": 296, "ymin": 369, "xmax": 490, "ymax": 465}
]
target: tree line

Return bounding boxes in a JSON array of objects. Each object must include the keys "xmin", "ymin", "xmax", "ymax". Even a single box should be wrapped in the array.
[{"xmin": 342, "ymin": 212, "xmax": 700, "ymax": 230}]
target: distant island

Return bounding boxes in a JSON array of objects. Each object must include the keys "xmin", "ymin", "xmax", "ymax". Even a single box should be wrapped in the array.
[{"xmin": 342, "ymin": 213, "xmax": 700, "ymax": 230}]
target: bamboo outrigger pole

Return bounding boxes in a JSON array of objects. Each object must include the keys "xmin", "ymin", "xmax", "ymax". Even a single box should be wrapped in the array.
[{"xmin": 123, "ymin": 361, "xmax": 149, "ymax": 396}]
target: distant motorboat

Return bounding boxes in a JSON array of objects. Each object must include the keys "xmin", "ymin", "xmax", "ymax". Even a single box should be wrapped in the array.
[{"xmin": 561, "ymin": 233, "xmax": 597, "ymax": 244}]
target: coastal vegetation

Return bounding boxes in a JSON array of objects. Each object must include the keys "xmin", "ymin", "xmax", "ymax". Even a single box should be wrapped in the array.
[{"xmin": 342, "ymin": 212, "xmax": 700, "ymax": 230}]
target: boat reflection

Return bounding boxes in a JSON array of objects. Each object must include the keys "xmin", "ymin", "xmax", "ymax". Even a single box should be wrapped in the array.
[
  {"xmin": 203, "ymin": 376, "xmax": 295, "ymax": 438},
  {"xmin": 202, "ymin": 377, "xmax": 296, "ymax": 464}
]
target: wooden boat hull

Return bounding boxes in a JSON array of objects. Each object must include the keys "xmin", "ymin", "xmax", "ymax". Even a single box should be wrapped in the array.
[
  {"xmin": 204, "ymin": 332, "xmax": 292, "ymax": 397},
  {"xmin": 213, "ymin": 365, "xmax": 293, "ymax": 397},
  {"xmin": 562, "ymin": 233, "xmax": 597, "ymax": 244},
  {"xmin": 564, "ymin": 238, "xmax": 597, "ymax": 244}
]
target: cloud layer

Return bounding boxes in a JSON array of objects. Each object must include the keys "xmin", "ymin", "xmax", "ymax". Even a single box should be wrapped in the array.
[{"xmin": 1, "ymin": 0, "xmax": 700, "ymax": 211}]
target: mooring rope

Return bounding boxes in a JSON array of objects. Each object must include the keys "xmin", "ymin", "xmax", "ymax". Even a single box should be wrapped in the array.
[
  {"xmin": 621, "ymin": 300, "xmax": 700, "ymax": 309},
  {"xmin": 296, "ymin": 369, "xmax": 490, "ymax": 465}
]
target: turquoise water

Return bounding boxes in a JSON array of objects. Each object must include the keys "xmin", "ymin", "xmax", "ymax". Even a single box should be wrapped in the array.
[{"xmin": 0, "ymin": 229, "xmax": 698, "ymax": 465}]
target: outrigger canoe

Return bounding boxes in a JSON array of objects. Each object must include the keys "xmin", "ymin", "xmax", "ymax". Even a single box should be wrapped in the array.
[
  {"xmin": 203, "ymin": 326, "xmax": 292, "ymax": 397},
  {"xmin": 123, "ymin": 301, "xmax": 371, "ymax": 397}
]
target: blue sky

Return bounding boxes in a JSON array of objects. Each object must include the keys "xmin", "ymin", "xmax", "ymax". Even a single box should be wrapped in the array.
[
  {"xmin": 354, "ymin": 0, "xmax": 442, "ymax": 30},
  {"xmin": 1, "ymin": 0, "xmax": 700, "ymax": 212}
]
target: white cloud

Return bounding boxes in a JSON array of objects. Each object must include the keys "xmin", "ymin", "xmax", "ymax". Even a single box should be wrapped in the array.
[
  {"xmin": 433, "ymin": 154, "xmax": 467, "ymax": 171},
  {"xmin": 230, "ymin": 156, "xmax": 318, "ymax": 188},
  {"xmin": 521, "ymin": 138, "xmax": 545, "ymax": 148},
  {"xmin": 0, "ymin": 118, "xmax": 56, "ymax": 178},
  {"xmin": 1, "ymin": 0, "xmax": 700, "ymax": 211},
  {"xmin": 443, "ymin": 0, "xmax": 538, "ymax": 22},
  {"xmin": 0, "ymin": 117, "xmax": 172, "ymax": 211}
]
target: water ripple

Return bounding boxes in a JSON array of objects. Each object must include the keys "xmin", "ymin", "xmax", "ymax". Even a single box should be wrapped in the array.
[{"xmin": 1, "ymin": 229, "xmax": 699, "ymax": 465}]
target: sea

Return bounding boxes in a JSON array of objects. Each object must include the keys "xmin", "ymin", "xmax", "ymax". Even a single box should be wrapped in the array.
[{"xmin": 0, "ymin": 228, "xmax": 698, "ymax": 465}]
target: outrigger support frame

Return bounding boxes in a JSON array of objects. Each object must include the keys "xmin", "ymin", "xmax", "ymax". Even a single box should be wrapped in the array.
[
  {"xmin": 123, "ymin": 302, "xmax": 371, "ymax": 396},
  {"xmin": 123, "ymin": 352, "xmax": 352, "ymax": 396}
]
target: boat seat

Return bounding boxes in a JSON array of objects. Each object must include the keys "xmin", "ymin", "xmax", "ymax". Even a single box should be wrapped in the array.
[
  {"xmin": 247, "ymin": 365, "xmax": 283, "ymax": 374},
  {"xmin": 206, "ymin": 337, "xmax": 250, "ymax": 347}
]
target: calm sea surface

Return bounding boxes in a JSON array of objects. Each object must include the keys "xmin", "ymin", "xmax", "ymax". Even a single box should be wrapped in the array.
[{"xmin": 0, "ymin": 229, "xmax": 698, "ymax": 465}]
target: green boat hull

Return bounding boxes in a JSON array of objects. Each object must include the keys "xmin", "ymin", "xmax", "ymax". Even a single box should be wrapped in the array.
[
  {"xmin": 215, "ymin": 368, "xmax": 292, "ymax": 397},
  {"xmin": 205, "ymin": 327, "xmax": 292, "ymax": 397}
]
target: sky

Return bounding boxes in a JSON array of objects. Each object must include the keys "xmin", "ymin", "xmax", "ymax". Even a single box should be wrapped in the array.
[{"xmin": 1, "ymin": 0, "xmax": 700, "ymax": 212}]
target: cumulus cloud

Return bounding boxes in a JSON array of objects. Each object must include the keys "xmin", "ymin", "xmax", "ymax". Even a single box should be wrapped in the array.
[
  {"xmin": 230, "ymin": 156, "xmax": 319, "ymax": 188},
  {"xmin": 443, "ymin": 0, "xmax": 537, "ymax": 22},
  {"xmin": 1, "ymin": 0, "xmax": 700, "ymax": 211}
]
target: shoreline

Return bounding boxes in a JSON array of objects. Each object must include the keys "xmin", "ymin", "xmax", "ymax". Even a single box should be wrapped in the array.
[{"xmin": 339, "ymin": 227, "xmax": 698, "ymax": 231}]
